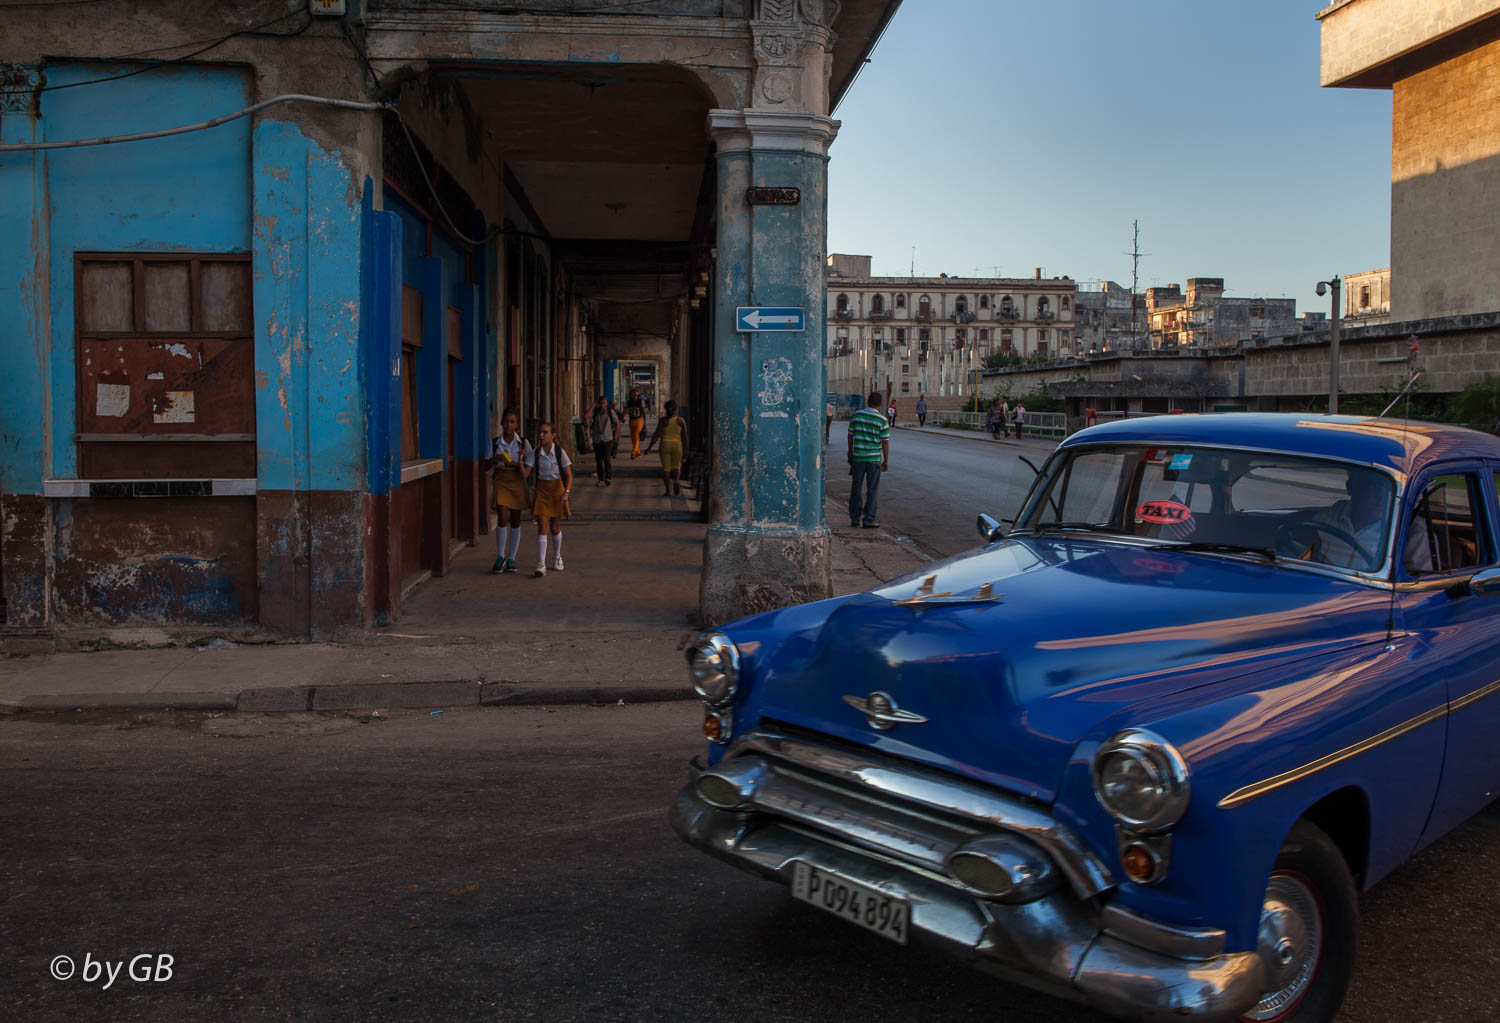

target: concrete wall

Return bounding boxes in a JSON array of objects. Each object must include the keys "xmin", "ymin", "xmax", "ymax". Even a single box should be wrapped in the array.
[
  {"xmin": 1319, "ymin": 0, "xmax": 1500, "ymax": 86},
  {"xmin": 1391, "ymin": 30, "xmax": 1500, "ymax": 320}
]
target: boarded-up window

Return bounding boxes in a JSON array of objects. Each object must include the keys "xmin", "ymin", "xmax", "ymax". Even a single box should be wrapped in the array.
[
  {"xmin": 75, "ymin": 253, "xmax": 254, "ymax": 478},
  {"xmin": 401, "ymin": 285, "xmax": 423, "ymax": 462}
]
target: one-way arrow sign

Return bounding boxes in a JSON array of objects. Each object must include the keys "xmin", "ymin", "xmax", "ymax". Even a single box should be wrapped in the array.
[{"xmin": 736, "ymin": 306, "xmax": 805, "ymax": 332}]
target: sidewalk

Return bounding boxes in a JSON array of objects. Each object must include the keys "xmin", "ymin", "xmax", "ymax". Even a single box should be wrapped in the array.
[{"xmin": 0, "ymin": 490, "xmax": 927, "ymax": 716}]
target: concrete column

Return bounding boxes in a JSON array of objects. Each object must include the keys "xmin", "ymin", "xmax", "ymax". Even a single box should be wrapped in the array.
[{"xmin": 701, "ymin": 109, "xmax": 838, "ymax": 624}]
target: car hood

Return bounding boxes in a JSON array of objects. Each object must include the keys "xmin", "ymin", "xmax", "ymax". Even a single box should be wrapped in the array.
[{"xmin": 742, "ymin": 536, "xmax": 1394, "ymax": 804}]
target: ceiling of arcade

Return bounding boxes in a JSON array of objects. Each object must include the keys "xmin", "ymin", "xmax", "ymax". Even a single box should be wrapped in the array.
[{"xmin": 427, "ymin": 64, "xmax": 713, "ymax": 243}]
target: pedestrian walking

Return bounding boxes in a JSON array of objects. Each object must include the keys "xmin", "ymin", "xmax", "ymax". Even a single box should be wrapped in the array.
[
  {"xmin": 588, "ymin": 395, "xmax": 621, "ymax": 486},
  {"xmin": 848, "ymin": 391, "xmax": 890, "ymax": 528},
  {"xmin": 987, "ymin": 400, "xmax": 1002, "ymax": 439},
  {"xmin": 484, "ymin": 407, "xmax": 531, "ymax": 574},
  {"xmin": 825, "ymin": 397, "xmax": 835, "ymax": 444},
  {"xmin": 1014, "ymin": 401, "xmax": 1026, "ymax": 440},
  {"xmin": 643, "ymin": 398, "xmax": 689, "ymax": 496},
  {"xmin": 526, "ymin": 422, "xmax": 572, "ymax": 577},
  {"xmin": 626, "ymin": 389, "xmax": 646, "ymax": 459},
  {"xmin": 915, "ymin": 396, "xmax": 927, "ymax": 427},
  {"xmin": 886, "ymin": 402, "xmax": 897, "ymax": 426}
]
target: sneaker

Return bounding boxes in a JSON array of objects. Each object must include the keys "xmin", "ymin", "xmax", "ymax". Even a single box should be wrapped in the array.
[
  {"xmin": 490, "ymin": 557, "xmax": 505, "ymax": 574},
  {"xmin": 502, "ymin": 558, "xmax": 518, "ymax": 574},
  {"xmin": 533, "ymin": 563, "xmax": 547, "ymax": 578},
  {"xmin": 551, "ymin": 555, "xmax": 565, "ymax": 572},
  {"xmin": 597, "ymin": 479, "xmax": 607, "ymax": 487},
  {"xmin": 604, "ymin": 479, "xmax": 612, "ymax": 487},
  {"xmin": 862, "ymin": 521, "xmax": 880, "ymax": 529}
]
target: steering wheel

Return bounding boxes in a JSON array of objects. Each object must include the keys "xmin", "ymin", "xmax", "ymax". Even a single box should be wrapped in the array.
[{"xmin": 1275, "ymin": 519, "xmax": 1378, "ymax": 569}]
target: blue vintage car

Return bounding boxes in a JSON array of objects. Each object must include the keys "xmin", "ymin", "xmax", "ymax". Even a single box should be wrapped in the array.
[{"xmin": 671, "ymin": 413, "xmax": 1500, "ymax": 1022}]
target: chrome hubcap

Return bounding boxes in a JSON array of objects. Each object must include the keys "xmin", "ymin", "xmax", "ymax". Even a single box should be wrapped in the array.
[{"xmin": 1243, "ymin": 873, "xmax": 1322, "ymax": 1021}]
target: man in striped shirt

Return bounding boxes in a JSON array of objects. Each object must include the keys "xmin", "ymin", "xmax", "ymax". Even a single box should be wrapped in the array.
[{"xmin": 847, "ymin": 391, "xmax": 891, "ymax": 528}]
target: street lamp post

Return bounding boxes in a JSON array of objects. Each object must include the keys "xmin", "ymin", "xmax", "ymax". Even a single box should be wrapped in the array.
[{"xmin": 1316, "ymin": 276, "xmax": 1342, "ymax": 414}]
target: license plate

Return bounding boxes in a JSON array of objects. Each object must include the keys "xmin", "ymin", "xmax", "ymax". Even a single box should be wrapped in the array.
[{"xmin": 790, "ymin": 861, "xmax": 910, "ymax": 945}]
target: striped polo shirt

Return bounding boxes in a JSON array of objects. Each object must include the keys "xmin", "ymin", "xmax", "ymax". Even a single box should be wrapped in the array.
[{"xmin": 849, "ymin": 406, "xmax": 890, "ymax": 462}]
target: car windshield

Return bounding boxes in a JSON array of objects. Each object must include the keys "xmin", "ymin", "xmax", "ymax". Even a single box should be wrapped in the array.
[{"xmin": 1020, "ymin": 445, "xmax": 1396, "ymax": 573}]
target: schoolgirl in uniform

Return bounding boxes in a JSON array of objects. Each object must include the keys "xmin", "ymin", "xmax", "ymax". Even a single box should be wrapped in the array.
[
  {"xmin": 525, "ymin": 421, "xmax": 572, "ymax": 576},
  {"xmin": 485, "ymin": 408, "xmax": 531, "ymax": 574}
]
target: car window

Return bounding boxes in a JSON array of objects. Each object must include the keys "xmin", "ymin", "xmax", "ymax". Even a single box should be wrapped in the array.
[
  {"xmin": 1406, "ymin": 473, "xmax": 1490, "ymax": 575},
  {"xmin": 1024, "ymin": 445, "xmax": 1396, "ymax": 573}
]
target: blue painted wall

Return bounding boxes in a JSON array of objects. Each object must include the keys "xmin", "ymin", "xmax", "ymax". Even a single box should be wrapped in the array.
[
  {"xmin": 252, "ymin": 117, "xmax": 366, "ymax": 494},
  {"xmin": 0, "ymin": 62, "xmax": 253, "ymax": 489}
]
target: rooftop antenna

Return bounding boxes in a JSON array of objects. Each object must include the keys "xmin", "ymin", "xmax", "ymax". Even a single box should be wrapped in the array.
[
  {"xmin": 910, "ymin": 246, "xmax": 915, "ymax": 278},
  {"xmin": 1125, "ymin": 220, "xmax": 1149, "ymax": 348}
]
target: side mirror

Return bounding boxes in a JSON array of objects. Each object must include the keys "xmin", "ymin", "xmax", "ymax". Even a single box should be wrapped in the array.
[
  {"xmin": 1469, "ymin": 567, "xmax": 1500, "ymax": 597},
  {"xmin": 977, "ymin": 513, "xmax": 1005, "ymax": 543}
]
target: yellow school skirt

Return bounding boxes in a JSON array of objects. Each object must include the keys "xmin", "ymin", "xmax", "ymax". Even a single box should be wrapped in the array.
[
  {"xmin": 532, "ymin": 478, "xmax": 568, "ymax": 519},
  {"xmin": 493, "ymin": 467, "xmax": 528, "ymax": 512}
]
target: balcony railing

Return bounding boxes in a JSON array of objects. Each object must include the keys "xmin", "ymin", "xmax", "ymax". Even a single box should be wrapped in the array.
[
  {"xmin": 998, "ymin": 309, "xmax": 1020, "ymax": 320},
  {"xmin": 834, "ymin": 309, "xmax": 853, "ymax": 321},
  {"xmin": 1035, "ymin": 310, "xmax": 1056, "ymax": 321},
  {"xmin": 870, "ymin": 310, "xmax": 893, "ymax": 321},
  {"xmin": 953, "ymin": 311, "xmax": 975, "ymax": 323},
  {"xmin": 914, "ymin": 310, "xmax": 935, "ymax": 321}
]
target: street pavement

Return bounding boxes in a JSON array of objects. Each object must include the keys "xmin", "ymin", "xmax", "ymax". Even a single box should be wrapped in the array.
[
  {"xmin": 825, "ymin": 420, "xmax": 1056, "ymax": 559},
  {"xmin": 4, "ymin": 703, "xmax": 1500, "ymax": 1022}
]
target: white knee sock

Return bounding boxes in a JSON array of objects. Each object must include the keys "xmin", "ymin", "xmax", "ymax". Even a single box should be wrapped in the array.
[
  {"xmin": 506, "ymin": 527, "xmax": 521, "ymax": 560},
  {"xmin": 496, "ymin": 525, "xmax": 509, "ymax": 556},
  {"xmin": 552, "ymin": 533, "xmax": 563, "ymax": 559},
  {"xmin": 537, "ymin": 533, "xmax": 549, "ymax": 565}
]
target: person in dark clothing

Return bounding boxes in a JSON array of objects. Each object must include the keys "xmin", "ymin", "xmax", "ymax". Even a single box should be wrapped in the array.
[{"xmin": 589, "ymin": 395, "xmax": 620, "ymax": 486}]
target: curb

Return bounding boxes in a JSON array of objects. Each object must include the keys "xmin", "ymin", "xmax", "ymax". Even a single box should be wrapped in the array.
[
  {"xmin": 5, "ymin": 678, "xmax": 698, "ymax": 715},
  {"xmin": 894, "ymin": 424, "xmax": 1063, "ymax": 450}
]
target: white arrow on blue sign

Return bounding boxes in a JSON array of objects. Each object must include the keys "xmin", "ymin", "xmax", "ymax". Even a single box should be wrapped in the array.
[{"xmin": 736, "ymin": 306, "xmax": 805, "ymax": 332}]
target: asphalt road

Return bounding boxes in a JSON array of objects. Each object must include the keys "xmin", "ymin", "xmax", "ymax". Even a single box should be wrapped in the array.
[
  {"xmin": 5, "ymin": 704, "xmax": 1500, "ymax": 1022},
  {"xmin": 824, "ymin": 422, "xmax": 1045, "ymax": 559}
]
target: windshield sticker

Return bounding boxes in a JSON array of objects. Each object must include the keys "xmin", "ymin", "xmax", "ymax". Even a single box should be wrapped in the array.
[
  {"xmin": 1143, "ymin": 448, "xmax": 1168, "ymax": 462},
  {"xmin": 1136, "ymin": 500, "xmax": 1193, "ymax": 525},
  {"xmin": 1131, "ymin": 556, "xmax": 1186, "ymax": 575},
  {"xmin": 1168, "ymin": 453, "xmax": 1193, "ymax": 471}
]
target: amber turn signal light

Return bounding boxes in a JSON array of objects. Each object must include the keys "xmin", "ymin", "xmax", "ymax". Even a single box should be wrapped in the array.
[
  {"xmin": 702, "ymin": 708, "xmax": 731, "ymax": 744},
  {"xmin": 1120, "ymin": 841, "xmax": 1160, "ymax": 883}
]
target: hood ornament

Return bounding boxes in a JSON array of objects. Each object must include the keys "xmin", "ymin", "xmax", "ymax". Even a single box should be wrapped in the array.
[
  {"xmin": 843, "ymin": 691, "xmax": 928, "ymax": 730},
  {"xmin": 893, "ymin": 574, "xmax": 1003, "ymax": 608}
]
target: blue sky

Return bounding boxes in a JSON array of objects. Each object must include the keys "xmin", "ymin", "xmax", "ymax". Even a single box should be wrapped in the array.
[{"xmin": 827, "ymin": 0, "xmax": 1392, "ymax": 316}]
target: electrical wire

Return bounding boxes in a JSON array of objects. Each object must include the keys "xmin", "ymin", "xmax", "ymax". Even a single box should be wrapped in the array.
[
  {"xmin": 0, "ymin": 94, "xmax": 388, "ymax": 152},
  {"xmin": 0, "ymin": 10, "xmax": 312, "ymax": 96}
]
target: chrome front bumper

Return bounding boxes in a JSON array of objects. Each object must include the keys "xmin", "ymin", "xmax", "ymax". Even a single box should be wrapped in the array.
[{"xmin": 670, "ymin": 729, "xmax": 1266, "ymax": 1023}]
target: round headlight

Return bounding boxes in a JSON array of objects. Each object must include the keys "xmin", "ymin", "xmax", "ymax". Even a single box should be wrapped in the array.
[
  {"xmin": 1091, "ymin": 728, "xmax": 1190, "ymax": 833},
  {"xmin": 686, "ymin": 630, "xmax": 740, "ymax": 706}
]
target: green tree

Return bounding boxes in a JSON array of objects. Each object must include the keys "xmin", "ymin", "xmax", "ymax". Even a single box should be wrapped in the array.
[{"xmin": 1452, "ymin": 374, "xmax": 1500, "ymax": 435}]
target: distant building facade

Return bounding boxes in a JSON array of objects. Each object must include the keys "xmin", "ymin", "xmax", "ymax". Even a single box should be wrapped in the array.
[
  {"xmin": 824, "ymin": 254, "xmax": 1077, "ymax": 401},
  {"xmin": 1320, "ymin": 0, "xmax": 1500, "ymax": 320},
  {"xmin": 1145, "ymin": 278, "xmax": 1296, "ymax": 348},
  {"xmin": 1342, "ymin": 267, "xmax": 1391, "ymax": 327},
  {"xmin": 1074, "ymin": 280, "xmax": 1143, "ymax": 352}
]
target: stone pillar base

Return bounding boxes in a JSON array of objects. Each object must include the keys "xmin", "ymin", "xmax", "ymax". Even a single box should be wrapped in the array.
[{"xmin": 700, "ymin": 526, "xmax": 832, "ymax": 625}]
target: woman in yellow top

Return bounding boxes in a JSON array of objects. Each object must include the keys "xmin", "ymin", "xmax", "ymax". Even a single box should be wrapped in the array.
[{"xmin": 643, "ymin": 399, "xmax": 688, "ymax": 497}]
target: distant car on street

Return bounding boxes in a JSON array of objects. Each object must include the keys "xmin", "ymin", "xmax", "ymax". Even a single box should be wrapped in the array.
[{"xmin": 672, "ymin": 413, "xmax": 1500, "ymax": 1022}]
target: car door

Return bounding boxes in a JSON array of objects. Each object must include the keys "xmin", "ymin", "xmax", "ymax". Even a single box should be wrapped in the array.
[{"xmin": 1405, "ymin": 465, "xmax": 1500, "ymax": 847}]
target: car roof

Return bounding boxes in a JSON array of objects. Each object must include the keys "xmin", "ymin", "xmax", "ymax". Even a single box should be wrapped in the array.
[{"xmin": 1060, "ymin": 413, "xmax": 1500, "ymax": 475}]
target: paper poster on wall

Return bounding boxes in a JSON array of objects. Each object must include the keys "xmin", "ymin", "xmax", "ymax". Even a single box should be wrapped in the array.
[
  {"xmin": 96, "ymin": 383, "xmax": 130, "ymax": 418},
  {"xmin": 153, "ymin": 390, "xmax": 196, "ymax": 424}
]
